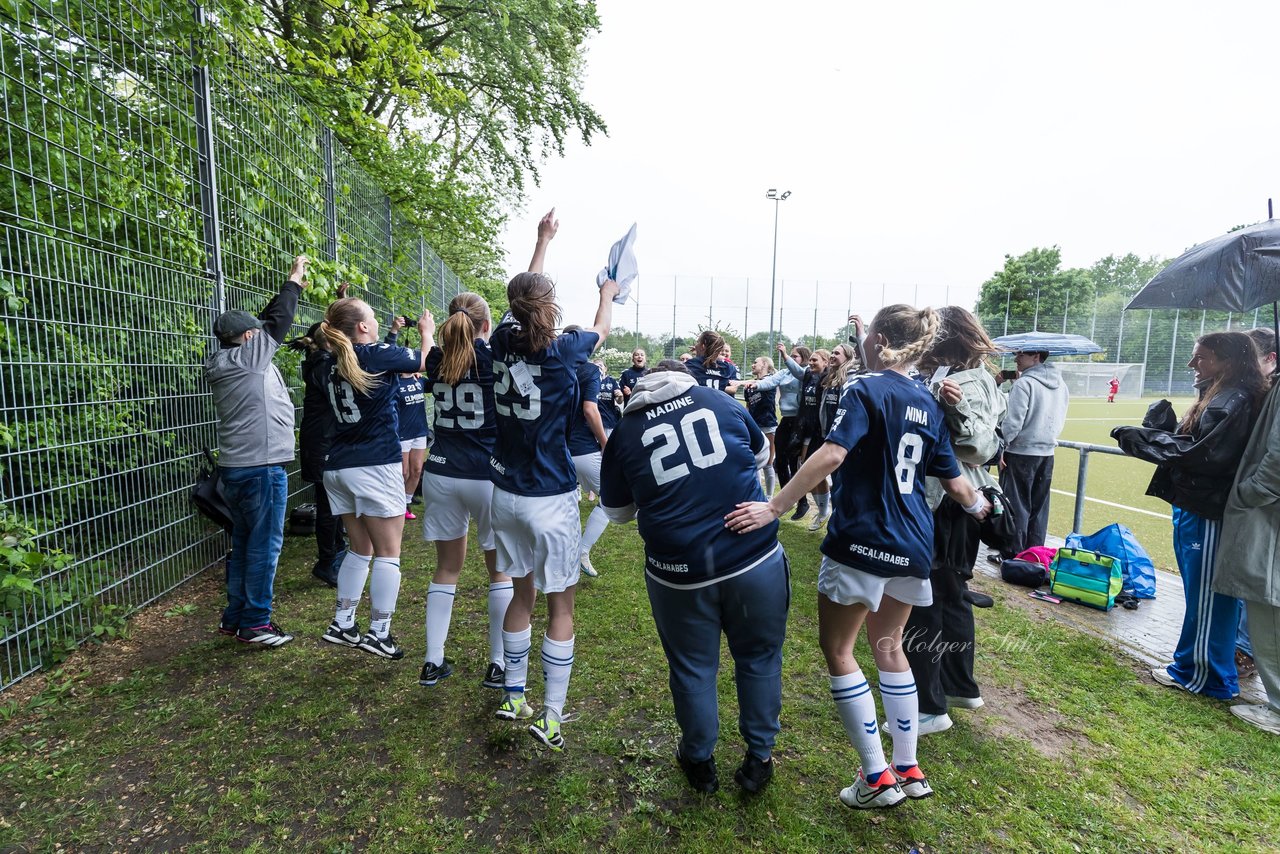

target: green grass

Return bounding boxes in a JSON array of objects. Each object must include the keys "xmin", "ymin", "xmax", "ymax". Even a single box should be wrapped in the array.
[
  {"xmin": 1049, "ymin": 396, "xmax": 1193, "ymax": 571},
  {"xmin": 2, "ymin": 511, "xmax": 1279, "ymax": 852}
]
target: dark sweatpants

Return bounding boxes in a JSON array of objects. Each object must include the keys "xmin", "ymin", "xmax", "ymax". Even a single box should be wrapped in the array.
[
  {"xmin": 774, "ymin": 416, "xmax": 802, "ymax": 488},
  {"xmin": 905, "ymin": 500, "xmax": 982, "ymax": 715},
  {"xmin": 999, "ymin": 452, "xmax": 1054, "ymax": 557},
  {"xmin": 312, "ymin": 480, "xmax": 346, "ymax": 568}
]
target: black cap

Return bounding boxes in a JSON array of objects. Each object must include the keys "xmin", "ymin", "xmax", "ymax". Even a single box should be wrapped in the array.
[{"xmin": 213, "ymin": 310, "xmax": 263, "ymax": 344}]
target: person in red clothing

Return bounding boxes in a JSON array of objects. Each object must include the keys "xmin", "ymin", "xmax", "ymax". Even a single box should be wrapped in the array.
[{"xmin": 1107, "ymin": 376, "xmax": 1119, "ymax": 403}]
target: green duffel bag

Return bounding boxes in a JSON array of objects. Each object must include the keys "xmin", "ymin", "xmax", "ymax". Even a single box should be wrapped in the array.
[{"xmin": 1049, "ymin": 547, "xmax": 1123, "ymax": 610}]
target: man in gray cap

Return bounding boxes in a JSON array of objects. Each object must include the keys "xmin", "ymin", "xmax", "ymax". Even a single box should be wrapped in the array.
[{"xmin": 204, "ymin": 255, "xmax": 309, "ymax": 646}]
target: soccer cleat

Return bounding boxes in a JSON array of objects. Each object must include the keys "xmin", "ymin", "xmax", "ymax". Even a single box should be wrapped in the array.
[
  {"xmin": 495, "ymin": 694, "xmax": 534, "ymax": 721},
  {"xmin": 357, "ymin": 632, "xmax": 405, "ymax": 660},
  {"xmin": 676, "ymin": 745, "xmax": 718, "ymax": 794},
  {"xmin": 790, "ymin": 498, "xmax": 810, "ymax": 521},
  {"xmin": 418, "ymin": 658, "xmax": 453, "ymax": 687},
  {"xmin": 892, "ymin": 764, "xmax": 934, "ymax": 799},
  {"xmin": 322, "ymin": 620, "xmax": 361, "ymax": 648},
  {"xmin": 733, "ymin": 753, "xmax": 774, "ymax": 794},
  {"xmin": 840, "ymin": 768, "xmax": 906, "ymax": 810},
  {"xmin": 236, "ymin": 622, "xmax": 293, "ymax": 647},
  {"xmin": 404, "ymin": 509, "xmax": 417, "ymax": 520},
  {"xmin": 481, "ymin": 662, "xmax": 505, "ymax": 690},
  {"xmin": 947, "ymin": 695, "xmax": 984, "ymax": 710},
  {"xmin": 579, "ymin": 553, "xmax": 599, "ymax": 578},
  {"xmin": 807, "ymin": 511, "xmax": 829, "ymax": 532},
  {"xmin": 528, "ymin": 711, "xmax": 565, "ymax": 751}
]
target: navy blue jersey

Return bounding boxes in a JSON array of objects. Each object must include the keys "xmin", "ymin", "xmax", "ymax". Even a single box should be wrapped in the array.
[
  {"xmin": 489, "ymin": 325, "xmax": 599, "ymax": 496},
  {"xmin": 568, "ymin": 361, "xmax": 604, "ymax": 456},
  {"xmin": 324, "ymin": 343, "xmax": 422, "ymax": 470},
  {"xmin": 619, "ymin": 366, "xmax": 646, "ymax": 396},
  {"xmin": 601, "ymin": 382, "xmax": 777, "ymax": 586},
  {"xmin": 685, "ymin": 357, "xmax": 737, "ymax": 392},
  {"xmin": 797, "ymin": 369, "xmax": 822, "ymax": 425},
  {"xmin": 423, "ymin": 341, "xmax": 497, "ymax": 480},
  {"xmin": 598, "ymin": 375, "xmax": 621, "ymax": 431},
  {"xmin": 819, "ymin": 381, "xmax": 841, "ymax": 435},
  {"xmin": 820, "ymin": 371, "xmax": 961, "ymax": 579},
  {"xmin": 396, "ymin": 375, "xmax": 430, "ymax": 441},
  {"xmin": 744, "ymin": 383, "xmax": 778, "ymax": 431}
]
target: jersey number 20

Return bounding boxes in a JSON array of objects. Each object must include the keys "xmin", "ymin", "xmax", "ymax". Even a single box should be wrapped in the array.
[{"xmin": 641, "ymin": 410, "xmax": 727, "ymax": 485}]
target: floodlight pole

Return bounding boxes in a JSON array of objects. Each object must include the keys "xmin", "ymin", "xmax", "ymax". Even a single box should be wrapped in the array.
[{"xmin": 766, "ymin": 189, "xmax": 791, "ymax": 353}]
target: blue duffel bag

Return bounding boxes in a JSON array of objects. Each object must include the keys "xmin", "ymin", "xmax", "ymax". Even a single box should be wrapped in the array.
[{"xmin": 1064, "ymin": 523, "xmax": 1156, "ymax": 599}]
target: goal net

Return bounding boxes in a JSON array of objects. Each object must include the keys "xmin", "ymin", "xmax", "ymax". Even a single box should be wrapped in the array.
[{"xmin": 1053, "ymin": 362, "xmax": 1145, "ymax": 399}]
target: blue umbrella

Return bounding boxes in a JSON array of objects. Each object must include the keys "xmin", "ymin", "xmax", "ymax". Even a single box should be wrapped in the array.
[{"xmin": 993, "ymin": 331, "xmax": 1103, "ymax": 356}]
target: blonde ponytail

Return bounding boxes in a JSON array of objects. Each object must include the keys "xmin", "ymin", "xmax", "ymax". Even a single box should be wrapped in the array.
[
  {"xmin": 321, "ymin": 298, "xmax": 380, "ymax": 395},
  {"xmin": 873, "ymin": 304, "xmax": 941, "ymax": 369},
  {"xmin": 438, "ymin": 292, "xmax": 490, "ymax": 384}
]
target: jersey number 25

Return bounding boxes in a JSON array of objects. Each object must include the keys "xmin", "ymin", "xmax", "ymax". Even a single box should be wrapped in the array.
[{"xmin": 493, "ymin": 362, "xmax": 542, "ymax": 421}]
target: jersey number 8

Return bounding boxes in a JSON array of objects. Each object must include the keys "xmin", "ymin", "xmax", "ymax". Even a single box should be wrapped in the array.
[
  {"xmin": 641, "ymin": 409, "xmax": 727, "ymax": 486},
  {"xmin": 895, "ymin": 432, "xmax": 923, "ymax": 495}
]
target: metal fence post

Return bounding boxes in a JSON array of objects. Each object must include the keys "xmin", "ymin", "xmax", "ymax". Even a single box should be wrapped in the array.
[
  {"xmin": 1141, "ymin": 311, "xmax": 1153, "ymax": 392},
  {"xmin": 811, "ymin": 280, "xmax": 818, "ymax": 342},
  {"xmin": 1072, "ymin": 448, "xmax": 1090, "ymax": 534},
  {"xmin": 1167, "ymin": 309, "xmax": 1180, "ymax": 393},
  {"xmin": 321, "ymin": 128, "xmax": 337, "ymax": 261},
  {"xmin": 671, "ymin": 277, "xmax": 677, "ymax": 358},
  {"xmin": 191, "ymin": 3, "xmax": 225, "ymax": 315}
]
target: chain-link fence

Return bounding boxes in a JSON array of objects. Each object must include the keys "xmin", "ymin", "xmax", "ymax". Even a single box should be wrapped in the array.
[
  {"xmin": 605, "ymin": 276, "xmax": 1271, "ymax": 396},
  {"xmin": 0, "ymin": 0, "xmax": 461, "ymax": 690}
]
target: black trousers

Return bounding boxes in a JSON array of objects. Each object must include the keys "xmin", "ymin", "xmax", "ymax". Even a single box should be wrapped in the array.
[
  {"xmin": 904, "ymin": 501, "xmax": 981, "ymax": 715},
  {"xmin": 312, "ymin": 480, "xmax": 346, "ymax": 567},
  {"xmin": 999, "ymin": 452, "xmax": 1054, "ymax": 557},
  {"xmin": 774, "ymin": 416, "xmax": 802, "ymax": 488}
]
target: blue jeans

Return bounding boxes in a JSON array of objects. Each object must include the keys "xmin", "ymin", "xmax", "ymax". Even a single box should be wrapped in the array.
[
  {"xmin": 221, "ymin": 465, "xmax": 288, "ymax": 629},
  {"xmin": 645, "ymin": 548, "xmax": 790, "ymax": 762}
]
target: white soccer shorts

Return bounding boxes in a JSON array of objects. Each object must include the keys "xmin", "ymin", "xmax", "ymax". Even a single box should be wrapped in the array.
[
  {"xmin": 817, "ymin": 555, "xmax": 932, "ymax": 610},
  {"xmin": 572, "ymin": 451, "xmax": 602, "ymax": 495},
  {"xmin": 490, "ymin": 488, "xmax": 580, "ymax": 593},
  {"xmin": 400, "ymin": 436, "xmax": 428, "ymax": 453},
  {"xmin": 420, "ymin": 471, "xmax": 495, "ymax": 550},
  {"xmin": 323, "ymin": 463, "xmax": 405, "ymax": 519}
]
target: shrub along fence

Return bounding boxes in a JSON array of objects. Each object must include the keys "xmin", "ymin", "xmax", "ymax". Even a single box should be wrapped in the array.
[{"xmin": 0, "ymin": 0, "xmax": 461, "ymax": 689}]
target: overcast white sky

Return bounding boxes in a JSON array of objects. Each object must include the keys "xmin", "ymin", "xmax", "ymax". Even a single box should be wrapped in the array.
[{"xmin": 499, "ymin": 0, "xmax": 1280, "ymax": 340}]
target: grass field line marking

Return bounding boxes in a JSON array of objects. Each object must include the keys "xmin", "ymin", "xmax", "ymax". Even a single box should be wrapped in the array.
[
  {"xmin": 1063, "ymin": 417, "xmax": 1131, "ymax": 422},
  {"xmin": 1050, "ymin": 488, "xmax": 1172, "ymax": 520}
]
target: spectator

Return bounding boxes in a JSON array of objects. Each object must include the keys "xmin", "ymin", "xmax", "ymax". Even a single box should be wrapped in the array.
[
  {"xmin": 602, "ymin": 359, "xmax": 788, "ymax": 794},
  {"xmin": 619, "ymin": 348, "xmax": 647, "ymax": 400},
  {"xmin": 1215, "ymin": 328, "xmax": 1280, "ymax": 733},
  {"xmin": 994, "ymin": 350, "xmax": 1068, "ymax": 559},
  {"xmin": 204, "ymin": 254, "xmax": 308, "ymax": 647},
  {"xmin": 1113, "ymin": 331, "xmax": 1267, "ymax": 698}
]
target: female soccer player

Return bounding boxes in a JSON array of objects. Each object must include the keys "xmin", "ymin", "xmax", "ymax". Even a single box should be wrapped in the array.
[
  {"xmin": 319, "ymin": 299, "xmax": 432, "ymax": 660},
  {"xmin": 684, "ymin": 330, "xmax": 738, "ymax": 392},
  {"xmin": 395, "ymin": 371, "xmax": 430, "ymax": 519},
  {"xmin": 564, "ymin": 327, "xmax": 610, "ymax": 579},
  {"xmin": 595, "ymin": 359, "xmax": 622, "ymax": 438},
  {"xmin": 1113, "ymin": 331, "xmax": 1266, "ymax": 698},
  {"xmin": 489, "ymin": 212, "xmax": 618, "ymax": 750},
  {"xmin": 808, "ymin": 343, "xmax": 857, "ymax": 531},
  {"xmin": 903, "ymin": 307, "xmax": 1005, "ymax": 734},
  {"xmin": 793, "ymin": 348, "xmax": 829, "ymax": 524},
  {"xmin": 619, "ymin": 348, "xmax": 647, "ymax": 400},
  {"xmin": 417, "ymin": 291, "xmax": 513, "ymax": 690},
  {"xmin": 744, "ymin": 356, "xmax": 779, "ymax": 493},
  {"xmin": 726, "ymin": 304, "xmax": 990, "ymax": 810},
  {"xmin": 748, "ymin": 344, "xmax": 811, "ymax": 515}
]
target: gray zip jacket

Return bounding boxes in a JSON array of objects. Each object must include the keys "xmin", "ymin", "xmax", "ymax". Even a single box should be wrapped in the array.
[
  {"xmin": 1001, "ymin": 361, "xmax": 1069, "ymax": 456},
  {"xmin": 753, "ymin": 355, "xmax": 804, "ymax": 416},
  {"xmin": 204, "ymin": 281, "xmax": 301, "ymax": 467}
]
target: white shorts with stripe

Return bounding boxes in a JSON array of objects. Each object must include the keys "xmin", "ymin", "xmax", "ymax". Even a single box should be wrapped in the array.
[
  {"xmin": 323, "ymin": 463, "xmax": 405, "ymax": 518},
  {"xmin": 491, "ymin": 488, "xmax": 580, "ymax": 593},
  {"xmin": 572, "ymin": 451, "xmax": 602, "ymax": 494},
  {"xmin": 817, "ymin": 555, "xmax": 932, "ymax": 610},
  {"xmin": 420, "ymin": 471, "xmax": 495, "ymax": 550}
]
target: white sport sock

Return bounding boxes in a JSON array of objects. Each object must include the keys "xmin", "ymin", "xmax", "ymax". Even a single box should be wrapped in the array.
[
  {"xmin": 541, "ymin": 635, "xmax": 575, "ymax": 722},
  {"xmin": 830, "ymin": 670, "xmax": 887, "ymax": 777},
  {"xmin": 878, "ymin": 669, "xmax": 919, "ymax": 770},
  {"xmin": 424, "ymin": 583, "xmax": 456, "ymax": 665},
  {"xmin": 488, "ymin": 583, "xmax": 514, "ymax": 666},
  {"xmin": 404, "ymin": 492, "xmax": 414, "ymax": 504},
  {"xmin": 579, "ymin": 505, "xmax": 609, "ymax": 556},
  {"xmin": 334, "ymin": 552, "xmax": 372, "ymax": 629},
  {"xmin": 815, "ymin": 491, "xmax": 830, "ymax": 516},
  {"xmin": 502, "ymin": 626, "xmax": 532, "ymax": 697},
  {"xmin": 762, "ymin": 464, "xmax": 776, "ymax": 495},
  {"xmin": 368, "ymin": 556, "xmax": 402, "ymax": 638}
]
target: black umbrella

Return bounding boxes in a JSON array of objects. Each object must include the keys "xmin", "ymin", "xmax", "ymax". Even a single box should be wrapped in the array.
[{"xmin": 1126, "ymin": 204, "xmax": 1279, "ymax": 363}]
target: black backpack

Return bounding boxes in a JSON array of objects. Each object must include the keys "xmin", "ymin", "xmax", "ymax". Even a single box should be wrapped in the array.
[{"xmin": 191, "ymin": 449, "xmax": 233, "ymax": 533}]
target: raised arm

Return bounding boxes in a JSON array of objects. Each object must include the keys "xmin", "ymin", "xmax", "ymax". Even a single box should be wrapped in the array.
[
  {"xmin": 413, "ymin": 310, "xmax": 435, "ymax": 372},
  {"xmin": 258, "ymin": 255, "xmax": 308, "ymax": 343},
  {"xmin": 528, "ymin": 208, "xmax": 558, "ymax": 273},
  {"xmin": 587, "ymin": 280, "xmax": 620, "ymax": 343}
]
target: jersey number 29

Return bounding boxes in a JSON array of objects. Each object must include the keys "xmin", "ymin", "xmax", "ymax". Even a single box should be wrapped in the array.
[
  {"xmin": 434, "ymin": 382, "xmax": 484, "ymax": 429},
  {"xmin": 641, "ymin": 410, "xmax": 727, "ymax": 485}
]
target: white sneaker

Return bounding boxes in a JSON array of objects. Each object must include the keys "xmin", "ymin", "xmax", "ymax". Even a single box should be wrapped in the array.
[
  {"xmin": 947, "ymin": 695, "xmax": 984, "ymax": 710},
  {"xmin": 918, "ymin": 712, "xmax": 953, "ymax": 736},
  {"xmin": 892, "ymin": 764, "xmax": 935, "ymax": 799},
  {"xmin": 579, "ymin": 553, "xmax": 598, "ymax": 578},
  {"xmin": 839, "ymin": 767, "xmax": 905, "ymax": 810},
  {"xmin": 808, "ymin": 512, "xmax": 829, "ymax": 532},
  {"xmin": 1151, "ymin": 665, "xmax": 1186, "ymax": 691},
  {"xmin": 1230, "ymin": 703, "xmax": 1280, "ymax": 735}
]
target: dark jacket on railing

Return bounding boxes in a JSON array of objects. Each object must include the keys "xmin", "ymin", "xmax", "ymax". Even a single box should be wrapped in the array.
[{"xmin": 1111, "ymin": 383, "xmax": 1258, "ymax": 520}]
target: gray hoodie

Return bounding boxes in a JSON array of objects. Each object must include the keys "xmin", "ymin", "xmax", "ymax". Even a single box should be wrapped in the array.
[{"xmin": 1001, "ymin": 362, "xmax": 1069, "ymax": 456}]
